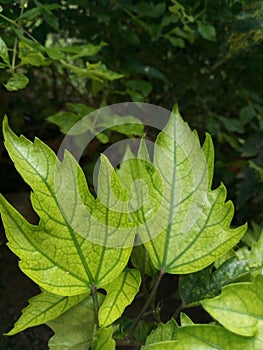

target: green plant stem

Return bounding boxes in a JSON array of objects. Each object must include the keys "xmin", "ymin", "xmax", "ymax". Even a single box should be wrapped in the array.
[
  {"xmin": 128, "ymin": 269, "xmax": 165, "ymax": 340},
  {"xmin": 10, "ymin": 1, "xmax": 27, "ymax": 71},
  {"xmin": 116, "ymin": 339, "xmax": 141, "ymax": 348},
  {"xmin": 0, "ymin": 13, "xmax": 39, "ymax": 44},
  {"xmin": 90, "ymin": 285, "xmax": 99, "ymax": 329},
  {"xmin": 173, "ymin": 301, "xmax": 201, "ymax": 320},
  {"xmin": 173, "ymin": 302, "xmax": 184, "ymax": 320},
  {"xmin": 115, "ymin": 1, "xmax": 147, "ymax": 31},
  {"xmin": 11, "ymin": 37, "xmax": 18, "ymax": 72}
]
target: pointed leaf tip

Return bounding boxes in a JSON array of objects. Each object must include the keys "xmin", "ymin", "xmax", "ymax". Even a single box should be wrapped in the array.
[{"xmin": 172, "ymin": 103, "xmax": 180, "ymax": 116}]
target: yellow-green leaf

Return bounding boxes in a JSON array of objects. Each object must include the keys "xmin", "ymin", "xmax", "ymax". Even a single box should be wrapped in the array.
[
  {"xmin": 0, "ymin": 117, "xmax": 132, "ymax": 295},
  {"xmin": 144, "ymin": 324, "xmax": 263, "ymax": 349},
  {"xmin": 99, "ymin": 268, "xmax": 141, "ymax": 327},
  {"xmin": 118, "ymin": 108, "xmax": 246, "ymax": 274},
  {"xmin": 202, "ymin": 275, "xmax": 263, "ymax": 337},
  {"xmin": 0, "ymin": 36, "xmax": 10, "ymax": 65},
  {"xmin": 7, "ymin": 291, "xmax": 88, "ymax": 335},
  {"xmin": 19, "ymin": 41, "xmax": 50, "ymax": 66},
  {"xmin": 145, "ymin": 112, "xmax": 246, "ymax": 273}
]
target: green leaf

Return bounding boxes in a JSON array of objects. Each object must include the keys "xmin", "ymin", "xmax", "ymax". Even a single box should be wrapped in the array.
[
  {"xmin": 70, "ymin": 42, "xmax": 107, "ymax": 60},
  {"xmin": 92, "ymin": 327, "xmax": 115, "ymax": 350},
  {"xmin": 110, "ymin": 116, "xmax": 144, "ymax": 137},
  {"xmin": 143, "ymin": 319, "xmax": 178, "ymax": 347},
  {"xmin": 197, "ymin": 21, "xmax": 216, "ymax": 41},
  {"xmin": 169, "ymin": 26, "xmax": 195, "ymax": 43},
  {"xmin": 202, "ymin": 275, "xmax": 263, "ymax": 336},
  {"xmin": 128, "ymin": 90, "xmax": 145, "ymax": 102},
  {"xmin": 180, "ymin": 313, "xmax": 194, "ymax": 326},
  {"xmin": 214, "ymin": 249, "xmax": 235, "ymax": 268},
  {"xmin": 0, "ymin": 118, "xmax": 132, "ymax": 295},
  {"xmin": 219, "ymin": 116, "xmax": 245, "ymax": 133},
  {"xmin": 59, "ymin": 42, "xmax": 106, "ymax": 56},
  {"xmin": 162, "ymin": 14, "xmax": 179, "ymax": 28},
  {"xmin": 0, "ymin": 36, "xmax": 10, "ymax": 65},
  {"xmin": 86, "ymin": 62, "xmax": 124, "ymax": 81},
  {"xmin": 19, "ymin": 6, "xmax": 42, "ymax": 20},
  {"xmin": 251, "ymin": 229, "xmax": 263, "ymax": 271},
  {"xmin": 99, "ymin": 268, "xmax": 141, "ymax": 327},
  {"xmin": 131, "ymin": 245, "xmax": 158, "ymax": 276},
  {"xmin": 19, "ymin": 41, "xmax": 50, "ymax": 66},
  {"xmin": 139, "ymin": 109, "xmax": 246, "ymax": 273},
  {"xmin": 7, "ymin": 290, "xmax": 88, "ymax": 335},
  {"xmin": 165, "ymin": 35, "xmax": 185, "ymax": 48},
  {"xmin": 45, "ymin": 47, "xmax": 64, "ymax": 60},
  {"xmin": 249, "ymin": 161, "xmax": 263, "ymax": 182},
  {"xmin": 47, "ymin": 111, "xmax": 84, "ymax": 134},
  {"xmin": 66, "ymin": 103, "xmax": 95, "ymax": 116},
  {"xmin": 4, "ymin": 73, "xmax": 29, "ymax": 91},
  {"xmin": 129, "ymin": 2, "xmax": 166, "ymax": 18},
  {"xmin": 134, "ymin": 320, "xmax": 155, "ymax": 343},
  {"xmin": 43, "ymin": 10, "xmax": 59, "ymax": 31},
  {"xmin": 48, "ymin": 108, "xmax": 143, "ymax": 138},
  {"xmin": 125, "ymin": 80, "xmax": 153, "ymax": 97},
  {"xmin": 179, "ymin": 256, "xmax": 260, "ymax": 305},
  {"xmin": 240, "ymin": 105, "xmax": 256, "ymax": 124},
  {"xmin": 240, "ymin": 222, "xmax": 262, "ymax": 248},
  {"xmin": 169, "ymin": 2, "xmax": 194, "ymax": 23},
  {"xmin": 117, "ymin": 147, "xmax": 164, "ymax": 239},
  {"xmin": 47, "ymin": 294, "xmax": 104, "ymax": 350},
  {"xmin": 202, "ymin": 133, "xmax": 214, "ymax": 189},
  {"xmin": 148, "ymin": 324, "xmax": 263, "ymax": 349},
  {"xmin": 64, "ymin": 61, "xmax": 123, "ymax": 82},
  {"xmin": 96, "ymin": 131, "xmax": 110, "ymax": 144},
  {"xmin": 47, "ymin": 103, "xmax": 95, "ymax": 135}
]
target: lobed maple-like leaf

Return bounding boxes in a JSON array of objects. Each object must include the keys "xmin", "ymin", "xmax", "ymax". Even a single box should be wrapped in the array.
[
  {"xmin": 117, "ymin": 108, "xmax": 247, "ymax": 274},
  {"xmin": 0, "ymin": 117, "xmax": 132, "ymax": 295}
]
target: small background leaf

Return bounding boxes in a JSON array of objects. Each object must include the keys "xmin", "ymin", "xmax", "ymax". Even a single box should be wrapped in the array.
[
  {"xmin": 180, "ymin": 313, "xmax": 194, "ymax": 326},
  {"xmin": 198, "ymin": 21, "xmax": 216, "ymax": 41},
  {"xmin": 92, "ymin": 327, "xmax": 115, "ymax": 350},
  {"xmin": 143, "ymin": 318, "xmax": 178, "ymax": 347},
  {"xmin": 47, "ymin": 294, "xmax": 104, "ymax": 350},
  {"xmin": 131, "ymin": 245, "xmax": 158, "ymax": 276},
  {"xmin": 5, "ymin": 73, "xmax": 29, "ymax": 91},
  {"xmin": 179, "ymin": 256, "xmax": 260, "ymax": 305}
]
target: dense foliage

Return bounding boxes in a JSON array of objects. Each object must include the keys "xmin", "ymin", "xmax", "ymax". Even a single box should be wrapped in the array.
[{"xmin": 0, "ymin": 0, "xmax": 262, "ymax": 224}]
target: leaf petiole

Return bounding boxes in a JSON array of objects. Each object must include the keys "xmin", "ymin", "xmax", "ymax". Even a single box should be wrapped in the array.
[
  {"xmin": 128, "ymin": 269, "xmax": 165, "ymax": 340},
  {"xmin": 90, "ymin": 285, "xmax": 100, "ymax": 329}
]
